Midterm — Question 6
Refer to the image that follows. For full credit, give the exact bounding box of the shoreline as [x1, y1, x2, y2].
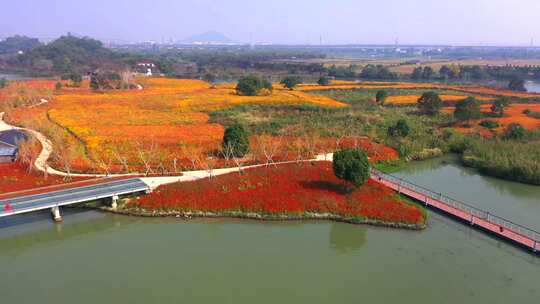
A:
[98, 206, 427, 231]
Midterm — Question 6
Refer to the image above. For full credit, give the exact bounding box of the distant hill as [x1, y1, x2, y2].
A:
[182, 31, 236, 45]
[0, 36, 41, 55]
[13, 35, 126, 75]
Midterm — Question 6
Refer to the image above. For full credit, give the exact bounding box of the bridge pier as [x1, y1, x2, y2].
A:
[51, 206, 62, 222]
[111, 195, 119, 210]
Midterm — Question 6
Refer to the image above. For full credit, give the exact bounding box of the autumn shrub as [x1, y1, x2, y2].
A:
[503, 123, 526, 140]
[454, 97, 482, 123]
[280, 76, 302, 90]
[375, 90, 388, 105]
[479, 120, 500, 129]
[236, 75, 273, 96]
[417, 92, 443, 116]
[388, 119, 410, 137]
[523, 109, 540, 119]
[317, 77, 330, 86]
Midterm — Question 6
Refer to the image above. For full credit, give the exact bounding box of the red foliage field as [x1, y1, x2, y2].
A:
[0, 162, 74, 193]
[133, 162, 424, 226]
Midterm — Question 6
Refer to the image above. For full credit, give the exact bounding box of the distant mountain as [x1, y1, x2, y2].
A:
[182, 31, 236, 45]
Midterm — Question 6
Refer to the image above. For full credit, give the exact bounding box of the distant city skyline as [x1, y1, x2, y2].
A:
[1, 0, 540, 46]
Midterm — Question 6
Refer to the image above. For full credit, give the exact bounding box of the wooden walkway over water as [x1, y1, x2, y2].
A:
[371, 170, 540, 253]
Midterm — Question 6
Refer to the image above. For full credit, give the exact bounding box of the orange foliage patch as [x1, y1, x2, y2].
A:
[386, 94, 492, 105]
[443, 103, 540, 135]
[6, 78, 347, 173]
[0, 79, 56, 109]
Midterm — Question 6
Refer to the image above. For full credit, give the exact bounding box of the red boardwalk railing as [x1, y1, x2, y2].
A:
[371, 170, 539, 254]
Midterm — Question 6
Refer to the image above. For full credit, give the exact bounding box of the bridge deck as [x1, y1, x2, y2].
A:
[371, 170, 539, 253]
[0, 178, 150, 218]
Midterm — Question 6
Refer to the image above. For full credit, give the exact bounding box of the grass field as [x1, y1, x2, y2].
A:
[299, 81, 540, 100]
[387, 59, 540, 74]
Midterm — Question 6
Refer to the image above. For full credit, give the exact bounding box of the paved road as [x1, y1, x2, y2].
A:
[0, 178, 149, 218]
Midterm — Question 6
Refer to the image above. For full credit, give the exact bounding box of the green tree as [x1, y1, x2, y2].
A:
[375, 90, 388, 105]
[388, 119, 410, 137]
[479, 120, 500, 129]
[280, 76, 302, 90]
[411, 67, 423, 80]
[55, 82, 62, 91]
[332, 149, 370, 188]
[491, 97, 511, 117]
[417, 92, 442, 116]
[203, 73, 217, 84]
[508, 78, 526, 92]
[439, 65, 457, 80]
[0, 35, 41, 55]
[69, 73, 82, 87]
[223, 124, 250, 157]
[503, 123, 526, 140]
[236, 75, 272, 96]
[422, 67, 434, 79]
[454, 97, 482, 124]
[90, 74, 99, 90]
[317, 76, 330, 86]
[0, 78, 7, 89]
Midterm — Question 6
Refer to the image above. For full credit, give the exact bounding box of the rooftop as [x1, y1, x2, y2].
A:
[0, 130, 28, 146]
[0, 141, 17, 157]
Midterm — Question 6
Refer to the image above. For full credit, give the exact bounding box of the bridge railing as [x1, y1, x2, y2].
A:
[371, 169, 540, 243]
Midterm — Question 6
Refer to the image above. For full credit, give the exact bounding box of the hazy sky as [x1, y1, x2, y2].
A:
[2, 0, 540, 45]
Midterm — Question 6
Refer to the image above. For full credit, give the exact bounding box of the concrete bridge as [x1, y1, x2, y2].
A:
[0, 178, 151, 221]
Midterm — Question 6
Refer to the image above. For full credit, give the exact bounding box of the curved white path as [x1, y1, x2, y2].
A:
[141, 153, 333, 190]
[0, 111, 90, 177]
[2, 111, 334, 189]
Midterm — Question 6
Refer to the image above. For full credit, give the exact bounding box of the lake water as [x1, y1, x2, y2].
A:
[525, 80, 540, 93]
[0, 156, 539, 303]
[0, 73, 26, 81]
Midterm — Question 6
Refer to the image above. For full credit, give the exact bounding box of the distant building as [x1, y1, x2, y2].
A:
[136, 61, 157, 76]
[0, 130, 28, 163]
